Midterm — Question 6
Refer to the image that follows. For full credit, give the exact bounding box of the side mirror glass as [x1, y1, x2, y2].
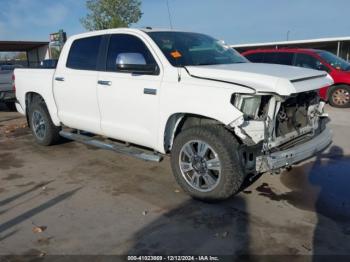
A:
[116, 53, 157, 75]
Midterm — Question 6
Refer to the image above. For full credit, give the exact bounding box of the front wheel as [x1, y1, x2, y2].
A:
[329, 85, 350, 108]
[170, 125, 245, 202]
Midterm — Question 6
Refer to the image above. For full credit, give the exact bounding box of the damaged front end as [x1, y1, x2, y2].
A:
[230, 91, 332, 174]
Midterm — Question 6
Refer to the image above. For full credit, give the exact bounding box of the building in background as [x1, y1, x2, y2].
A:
[0, 30, 67, 68]
[0, 41, 49, 67]
[232, 36, 350, 61]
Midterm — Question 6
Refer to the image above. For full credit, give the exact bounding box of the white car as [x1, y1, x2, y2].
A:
[14, 28, 333, 201]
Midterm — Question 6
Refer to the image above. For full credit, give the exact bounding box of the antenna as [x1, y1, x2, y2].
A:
[286, 30, 290, 41]
[166, 0, 174, 29]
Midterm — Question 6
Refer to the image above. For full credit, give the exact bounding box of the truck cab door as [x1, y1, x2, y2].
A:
[97, 33, 162, 149]
[53, 35, 104, 134]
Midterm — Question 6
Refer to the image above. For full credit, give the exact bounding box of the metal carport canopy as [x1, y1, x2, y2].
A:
[0, 41, 48, 52]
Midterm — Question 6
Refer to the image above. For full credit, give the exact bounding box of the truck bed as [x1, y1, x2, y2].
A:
[14, 68, 56, 117]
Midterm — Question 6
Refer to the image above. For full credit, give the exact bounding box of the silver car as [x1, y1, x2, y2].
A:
[0, 64, 22, 110]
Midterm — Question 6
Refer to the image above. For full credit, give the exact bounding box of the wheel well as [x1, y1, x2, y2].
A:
[25, 92, 45, 127]
[164, 113, 230, 152]
[327, 83, 350, 96]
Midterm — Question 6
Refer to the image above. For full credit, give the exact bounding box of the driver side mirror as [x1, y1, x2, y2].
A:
[116, 53, 158, 75]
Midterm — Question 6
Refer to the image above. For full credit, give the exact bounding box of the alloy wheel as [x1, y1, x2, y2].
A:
[32, 110, 46, 140]
[179, 140, 221, 192]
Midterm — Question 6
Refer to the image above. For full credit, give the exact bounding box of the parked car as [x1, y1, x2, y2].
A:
[242, 48, 350, 107]
[0, 64, 22, 110]
[14, 29, 333, 201]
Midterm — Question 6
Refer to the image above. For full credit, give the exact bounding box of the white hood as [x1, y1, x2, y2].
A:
[185, 63, 334, 96]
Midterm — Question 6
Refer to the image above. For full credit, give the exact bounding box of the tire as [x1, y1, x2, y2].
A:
[5, 102, 16, 111]
[28, 97, 61, 146]
[328, 85, 350, 108]
[170, 125, 245, 202]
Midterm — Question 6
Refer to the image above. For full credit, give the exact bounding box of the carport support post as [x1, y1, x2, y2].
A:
[337, 41, 341, 57]
[26, 51, 29, 67]
[36, 49, 40, 67]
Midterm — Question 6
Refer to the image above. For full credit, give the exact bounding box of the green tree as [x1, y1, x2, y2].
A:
[14, 52, 27, 61]
[81, 0, 142, 31]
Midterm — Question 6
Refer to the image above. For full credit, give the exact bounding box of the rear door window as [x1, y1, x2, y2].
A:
[245, 53, 264, 63]
[248, 52, 294, 66]
[66, 35, 103, 70]
[273, 52, 294, 65]
[263, 52, 277, 63]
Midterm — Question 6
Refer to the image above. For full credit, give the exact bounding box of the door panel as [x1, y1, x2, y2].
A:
[54, 69, 100, 133]
[53, 35, 103, 133]
[97, 33, 162, 148]
[97, 72, 161, 147]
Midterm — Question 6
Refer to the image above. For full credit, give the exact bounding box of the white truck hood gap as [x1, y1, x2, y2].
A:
[185, 63, 334, 95]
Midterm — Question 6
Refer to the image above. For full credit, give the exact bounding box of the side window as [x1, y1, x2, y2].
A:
[106, 34, 157, 72]
[245, 53, 264, 63]
[294, 53, 321, 70]
[273, 52, 294, 65]
[66, 36, 102, 70]
[263, 52, 277, 63]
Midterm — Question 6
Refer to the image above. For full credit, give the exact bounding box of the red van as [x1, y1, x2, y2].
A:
[242, 48, 350, 107]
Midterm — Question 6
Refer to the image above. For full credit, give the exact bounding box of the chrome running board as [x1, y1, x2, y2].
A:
[59, 130, 162, 162]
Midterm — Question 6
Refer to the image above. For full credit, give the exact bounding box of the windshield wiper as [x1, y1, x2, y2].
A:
[196, 63, 215, 66]
[196, 61, 247, 66]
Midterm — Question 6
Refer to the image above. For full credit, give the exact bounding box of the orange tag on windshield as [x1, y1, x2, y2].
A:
[170, 50, 182, 59]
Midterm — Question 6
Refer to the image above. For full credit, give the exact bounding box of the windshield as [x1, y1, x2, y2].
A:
[316, 50, 350, 71]
[147, 31, 248, 67]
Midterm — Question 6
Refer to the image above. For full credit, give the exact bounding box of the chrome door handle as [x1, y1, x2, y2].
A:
[55, 77, 65, 82]
[98, 80, 112, 86]
[144, 88, 157, 95]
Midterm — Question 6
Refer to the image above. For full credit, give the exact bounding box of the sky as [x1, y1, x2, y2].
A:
[0, 0, 349, 45]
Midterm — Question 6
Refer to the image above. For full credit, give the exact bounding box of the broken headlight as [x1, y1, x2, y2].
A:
[233, 94, 271, 120]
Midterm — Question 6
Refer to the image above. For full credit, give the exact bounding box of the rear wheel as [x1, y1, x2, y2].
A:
[329, 85, 350, 108]
[170, 125, 245, 201]
[28, 97, 61, 146]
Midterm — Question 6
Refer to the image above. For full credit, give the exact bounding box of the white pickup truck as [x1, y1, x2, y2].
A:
[15, 28, 333, 201]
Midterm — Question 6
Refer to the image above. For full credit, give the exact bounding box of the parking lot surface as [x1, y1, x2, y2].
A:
[0, 102, 350, 257]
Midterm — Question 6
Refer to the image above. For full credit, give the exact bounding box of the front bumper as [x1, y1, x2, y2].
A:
[0, 90, 15, 102]
[256, 127, 332, 173]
